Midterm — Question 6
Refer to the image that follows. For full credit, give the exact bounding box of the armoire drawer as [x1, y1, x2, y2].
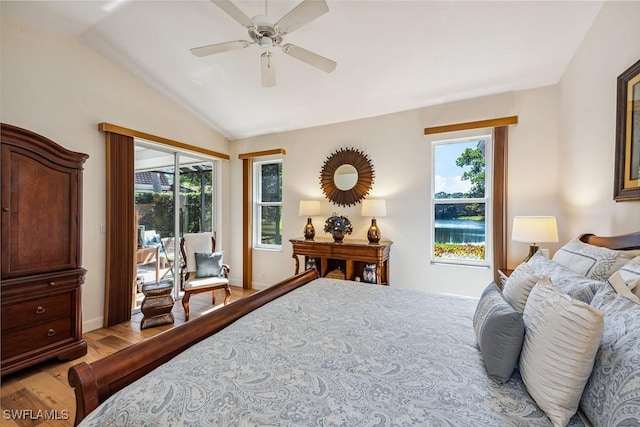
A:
[1, 292, 72, 332]
[1, 317, 72, 360]
[0, 272, 81, 296]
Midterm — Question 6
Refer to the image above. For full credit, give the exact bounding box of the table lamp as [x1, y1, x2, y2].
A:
[299, 200, 321, 240]
[362, 199, 387, 243]
[512, 216, 559, 261]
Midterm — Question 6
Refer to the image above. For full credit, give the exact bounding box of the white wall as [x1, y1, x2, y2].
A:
[2, 0, 638, 328]
[558, 0, 640, 239]
[0, 20, 230, 331]
[229, 85, 561, 296]
[228, 1, 640, 296]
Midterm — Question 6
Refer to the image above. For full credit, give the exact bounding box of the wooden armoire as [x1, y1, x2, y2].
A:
[1, 124, 88, 375]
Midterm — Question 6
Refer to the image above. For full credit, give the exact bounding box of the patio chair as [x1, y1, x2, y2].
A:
[160, 237, 175, 271]
[179, 232, 231, 321]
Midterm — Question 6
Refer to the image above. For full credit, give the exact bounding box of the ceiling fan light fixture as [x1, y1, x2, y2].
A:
[259, 36, 273, 52]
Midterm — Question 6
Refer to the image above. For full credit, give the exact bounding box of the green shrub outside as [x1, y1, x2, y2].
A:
[434, 243, 485, 260]
[135, 192, 212, 238]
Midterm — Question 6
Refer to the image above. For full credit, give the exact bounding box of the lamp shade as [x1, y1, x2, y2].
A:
[512, 216, 559, 243]
[299, 200, 321, 216]
[361, 199, 387, 217]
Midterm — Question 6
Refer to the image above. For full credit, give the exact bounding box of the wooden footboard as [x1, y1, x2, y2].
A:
[68, 268, 320, 426]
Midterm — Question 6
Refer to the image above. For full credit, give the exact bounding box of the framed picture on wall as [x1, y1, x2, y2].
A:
[614, 59, 640, 201]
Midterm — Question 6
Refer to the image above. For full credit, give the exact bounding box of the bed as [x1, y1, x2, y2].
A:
[69, 232, 640, 426]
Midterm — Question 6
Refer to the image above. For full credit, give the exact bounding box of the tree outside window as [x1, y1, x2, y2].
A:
[433, 137, 491, 264]
[256, 160, 283, 248]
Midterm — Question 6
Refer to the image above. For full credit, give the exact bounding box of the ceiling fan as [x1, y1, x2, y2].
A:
[191, 0, 337, 87]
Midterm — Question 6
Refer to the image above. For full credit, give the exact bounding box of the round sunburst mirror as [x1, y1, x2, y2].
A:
[320, 148, 375, 207]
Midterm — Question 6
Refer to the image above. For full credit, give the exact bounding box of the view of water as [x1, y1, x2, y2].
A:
[435, 218, 485, 244]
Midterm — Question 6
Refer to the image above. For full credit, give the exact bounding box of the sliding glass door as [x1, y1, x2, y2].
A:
[134, 141, 217, 311]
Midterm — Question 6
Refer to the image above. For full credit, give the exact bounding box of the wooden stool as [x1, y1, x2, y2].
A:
[140, 281, 174, 329]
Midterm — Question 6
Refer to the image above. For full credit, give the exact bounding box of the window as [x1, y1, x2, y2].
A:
[432, 135, 492, 266]
[254, 160, 283, 249]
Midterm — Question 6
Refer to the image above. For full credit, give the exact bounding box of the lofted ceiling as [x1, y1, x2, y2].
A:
[2, 0, 603, 140]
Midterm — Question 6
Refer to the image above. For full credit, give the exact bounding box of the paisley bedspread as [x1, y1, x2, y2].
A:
[80, 278, 583, 426]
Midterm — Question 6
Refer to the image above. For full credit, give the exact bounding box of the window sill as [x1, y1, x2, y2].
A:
[253, 246, 283, 252]
[430, 259, 490, 269]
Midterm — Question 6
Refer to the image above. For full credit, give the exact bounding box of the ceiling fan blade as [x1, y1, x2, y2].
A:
[282, 44, 336, 73]
[190, 40, 252, 57]
[276, 0, 329, 34]
[211, 0, 254, 27]
[261, 53, 276, 87]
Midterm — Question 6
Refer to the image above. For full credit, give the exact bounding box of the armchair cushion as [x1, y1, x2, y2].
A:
[184, 275, 228, 291]
[195, 251, 224, 278]
[183, 233, 215, 273]
[143, 230, 161, 246]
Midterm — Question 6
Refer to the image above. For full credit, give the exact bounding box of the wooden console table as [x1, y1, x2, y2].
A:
[290, 237, 392, 285]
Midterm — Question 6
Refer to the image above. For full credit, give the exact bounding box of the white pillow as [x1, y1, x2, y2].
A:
[527, 251, 602, 304]
[552, 238, 637, 281]
[519, 278, 604, 427]
[632, 278, 640, 298]
[502, 262, 540, 314]
[616, 255, 640, 289]
[608, 271, 640, 303]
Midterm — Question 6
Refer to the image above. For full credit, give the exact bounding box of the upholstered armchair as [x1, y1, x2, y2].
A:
[179, 232, 231, 321]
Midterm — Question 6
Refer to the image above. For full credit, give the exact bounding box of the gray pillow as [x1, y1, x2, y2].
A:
[195, 251, 224, 278]
[473, 282, 525, 383]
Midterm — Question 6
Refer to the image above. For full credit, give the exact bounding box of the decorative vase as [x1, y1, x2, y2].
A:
[324, 213, 352, 242]
[363, 263, 377, 284]
[332, 230, 345, 242]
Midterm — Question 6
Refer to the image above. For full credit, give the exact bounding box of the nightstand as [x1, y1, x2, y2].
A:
[497, 269, 513, 290]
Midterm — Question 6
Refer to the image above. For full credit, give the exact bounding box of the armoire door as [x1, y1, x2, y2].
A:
[1, 134, 83, 279]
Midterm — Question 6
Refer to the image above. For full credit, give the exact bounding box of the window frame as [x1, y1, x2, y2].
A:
[253, 159, 283, 250]
[431, 133, 493, 268]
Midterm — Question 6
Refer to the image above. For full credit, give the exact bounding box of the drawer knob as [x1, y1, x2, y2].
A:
[47, 329, 56, 337]
[49, 281, 55, 286]
[35, 306, 46, 314]
[2, 207, 8, 212]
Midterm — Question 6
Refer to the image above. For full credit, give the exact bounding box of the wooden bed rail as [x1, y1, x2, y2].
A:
[68, 268, 320, 426]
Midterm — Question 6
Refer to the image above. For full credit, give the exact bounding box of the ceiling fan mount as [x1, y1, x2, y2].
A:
[248, 15, 282, 51]
[191, 0, 336, 87]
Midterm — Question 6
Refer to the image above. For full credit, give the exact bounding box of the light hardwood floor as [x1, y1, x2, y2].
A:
[0, 286, 256, 427]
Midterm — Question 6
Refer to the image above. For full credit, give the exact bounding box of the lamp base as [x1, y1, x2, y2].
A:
[367, 218, 381, 244]
[303, 217, 315, 240]
[522, 243, 539, 262]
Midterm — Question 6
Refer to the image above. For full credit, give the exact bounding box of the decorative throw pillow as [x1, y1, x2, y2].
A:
[607, 271, 640, 303]
[552, 238, 637, 281]
[473, 282, 525, 383]
[527, 251, 602, 303]
[195, 252, 224, 278]
[616, 255, 640, 290]
[502, 262, 540, 314]
[580, 285, 640, 426]
[519, 278, 604, 427]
